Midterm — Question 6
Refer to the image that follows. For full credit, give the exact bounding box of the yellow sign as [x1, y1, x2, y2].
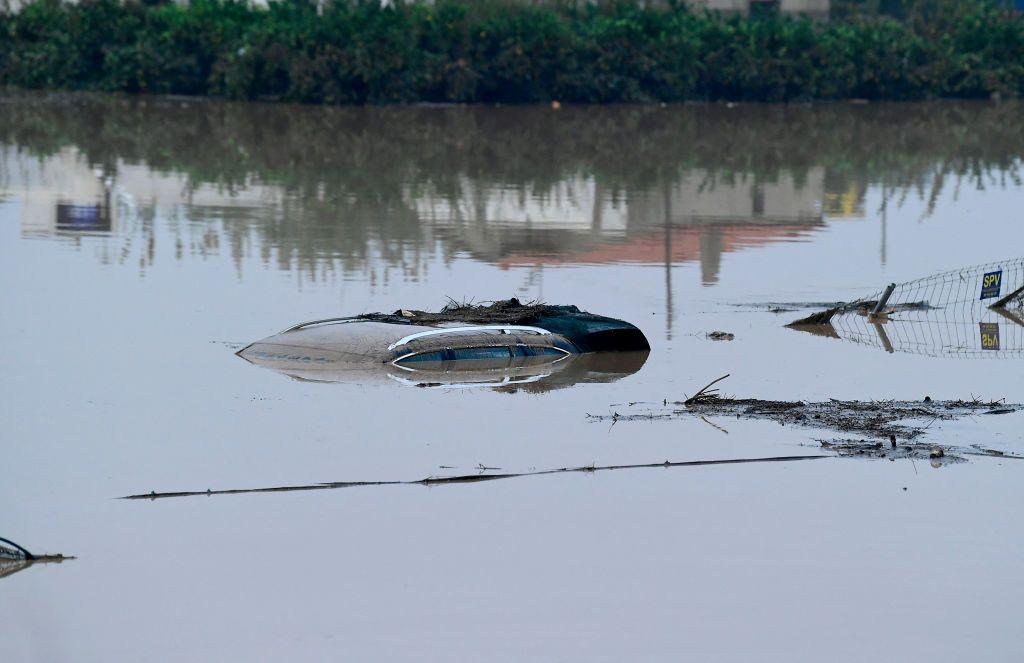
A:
[981, 271, 1002, 300]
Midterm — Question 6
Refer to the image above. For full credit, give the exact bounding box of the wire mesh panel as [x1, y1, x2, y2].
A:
[0, 541, 30, 579]
[832, 308, 1024, 359]
[815, 257, 1024, 359]
[0, 558, 32, 580]
[0, 546, 23, 560]
[865, 258, 1024, 314]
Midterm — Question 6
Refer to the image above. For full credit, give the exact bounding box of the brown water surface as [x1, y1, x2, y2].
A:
[1, 94, 1023, 661]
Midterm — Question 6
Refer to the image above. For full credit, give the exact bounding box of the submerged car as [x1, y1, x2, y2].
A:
[237, 300, 650, 389]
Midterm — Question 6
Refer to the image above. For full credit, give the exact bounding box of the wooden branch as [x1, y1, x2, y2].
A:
[685, 373, 730, 405]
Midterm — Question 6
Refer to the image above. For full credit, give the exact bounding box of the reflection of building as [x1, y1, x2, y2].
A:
[451, 168, 830, 286]
[5, 147, 285, 240]
[823, 181, 865, 218]
[499, 224, 817, 280]
[4, 147, 115, 236]
[637, 169, 823, 225]
[5, 146, 847, 289]
[410, 176, 628, 236]
[625, 169, 825, 284]
[409, 176, 629, 264]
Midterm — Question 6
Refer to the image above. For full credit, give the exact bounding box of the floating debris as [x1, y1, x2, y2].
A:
[588, 376, 1019, 441]
[817, 439, 966, 465]
[706, 331, 735, 341]
[813, 439, 1023, 467]
[787, 301, 932, 327]
[735, 302, 849, 314]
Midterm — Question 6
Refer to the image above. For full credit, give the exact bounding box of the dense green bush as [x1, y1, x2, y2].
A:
[1, 0, 1022, 103]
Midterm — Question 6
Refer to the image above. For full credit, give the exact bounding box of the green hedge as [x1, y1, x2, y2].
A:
[1, 0, 1022, 103]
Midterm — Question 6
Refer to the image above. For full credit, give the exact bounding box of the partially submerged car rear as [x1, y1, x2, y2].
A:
[236, 299, 650, 385]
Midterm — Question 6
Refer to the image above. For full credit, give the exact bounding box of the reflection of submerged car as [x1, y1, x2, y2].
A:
[244, 343, 650, 391]
[237, 300, 650, 389]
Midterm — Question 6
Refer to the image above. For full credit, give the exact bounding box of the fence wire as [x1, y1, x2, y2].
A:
[0, 544, 24, 561]
[865, 257, 1024, 313]
[829, 257, 1024, 359]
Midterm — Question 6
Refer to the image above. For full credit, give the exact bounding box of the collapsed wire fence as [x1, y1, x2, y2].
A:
[861, 258, 1024, 315]
[832, 312, 1024, 358]
[795, 257, 1024, 358]
[0, 537, 35, 579]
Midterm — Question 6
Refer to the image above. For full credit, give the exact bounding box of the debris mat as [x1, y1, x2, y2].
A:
[590, 375, 1019, 441]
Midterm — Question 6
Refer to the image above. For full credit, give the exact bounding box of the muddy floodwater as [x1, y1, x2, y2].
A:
[2, 94, 1023, 661]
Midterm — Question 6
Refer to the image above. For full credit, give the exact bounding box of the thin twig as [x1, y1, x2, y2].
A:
[685, 373, 731, 405]
[699, 416, 730, 435]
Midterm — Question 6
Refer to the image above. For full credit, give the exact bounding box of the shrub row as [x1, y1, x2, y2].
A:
[1, 0, 1022, 103]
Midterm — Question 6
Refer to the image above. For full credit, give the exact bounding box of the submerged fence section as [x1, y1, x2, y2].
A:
[823, 257, 1024, 358]
[831, 307, 1024, 359]
[865, 257, 1024, 315]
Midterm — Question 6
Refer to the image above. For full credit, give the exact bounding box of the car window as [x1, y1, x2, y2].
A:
[396, 346, 516, 366]
[510, 345, 566, 358]
[395, 351, 445, 365]
[449, 347, 512, 360]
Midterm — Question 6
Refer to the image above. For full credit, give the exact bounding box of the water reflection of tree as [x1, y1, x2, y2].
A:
[0, 93, 1020, 276]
